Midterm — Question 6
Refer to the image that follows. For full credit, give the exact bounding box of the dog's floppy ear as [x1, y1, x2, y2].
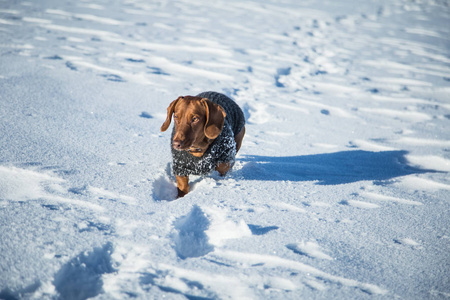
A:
[201, 98, 226, 139]
[160, 96, 183, 132]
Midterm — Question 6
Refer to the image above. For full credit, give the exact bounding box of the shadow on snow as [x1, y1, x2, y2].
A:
[237, 150, 435, 185]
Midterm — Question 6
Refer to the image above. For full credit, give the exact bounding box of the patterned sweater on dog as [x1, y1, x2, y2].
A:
[171, 91, 245, 177]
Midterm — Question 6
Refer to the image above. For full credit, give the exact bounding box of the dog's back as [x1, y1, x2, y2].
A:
[196, 92, 245, 137]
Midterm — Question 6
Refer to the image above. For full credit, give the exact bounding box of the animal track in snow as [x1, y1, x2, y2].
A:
[275, 67, 291, 88]
[173, 205, 213, 259]
[339, 199, 379, 209]
[393, 238, 421, 248]
[243, 102, 271, 124]
[139, 111, 153, 119]
[76, 220, 114, 235]
[53, 243, 116, 300]
[286, 241, 333, 260]
[248, 224, 279, 235]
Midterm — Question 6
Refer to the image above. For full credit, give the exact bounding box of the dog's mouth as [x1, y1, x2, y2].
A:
[187, 147, 203, 153]
[172, 140, 205, 155]
[172, 139, 193, 151]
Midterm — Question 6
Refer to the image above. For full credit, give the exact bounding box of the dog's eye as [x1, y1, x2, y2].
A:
[192, 116, 199, 123]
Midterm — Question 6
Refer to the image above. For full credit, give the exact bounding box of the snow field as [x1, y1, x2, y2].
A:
[1, 0, 449, 299]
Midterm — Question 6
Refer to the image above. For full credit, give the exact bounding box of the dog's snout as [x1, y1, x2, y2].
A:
[172, 139, 184, 149]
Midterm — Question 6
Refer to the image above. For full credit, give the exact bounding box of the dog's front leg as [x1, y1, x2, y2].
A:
[176, 175, 189, 198]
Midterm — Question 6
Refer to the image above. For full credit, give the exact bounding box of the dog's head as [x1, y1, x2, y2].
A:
[161, 96, 226, 151]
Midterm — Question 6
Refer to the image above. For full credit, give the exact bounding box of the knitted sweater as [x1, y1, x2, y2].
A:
[171, 92, 245, 176]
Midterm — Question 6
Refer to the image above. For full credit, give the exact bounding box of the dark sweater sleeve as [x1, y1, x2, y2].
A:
[214, 124, 237, 165]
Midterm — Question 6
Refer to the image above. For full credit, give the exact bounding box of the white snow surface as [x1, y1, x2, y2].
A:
[1, 0, 449, 299]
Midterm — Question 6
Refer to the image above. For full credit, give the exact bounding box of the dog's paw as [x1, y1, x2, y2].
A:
[177, 188, 187, 198]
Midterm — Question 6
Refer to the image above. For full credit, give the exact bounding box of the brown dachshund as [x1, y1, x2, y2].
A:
[161, 92, 245, 198]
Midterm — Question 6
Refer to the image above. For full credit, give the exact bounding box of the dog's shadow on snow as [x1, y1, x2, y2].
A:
[236, 150, 435, 185]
